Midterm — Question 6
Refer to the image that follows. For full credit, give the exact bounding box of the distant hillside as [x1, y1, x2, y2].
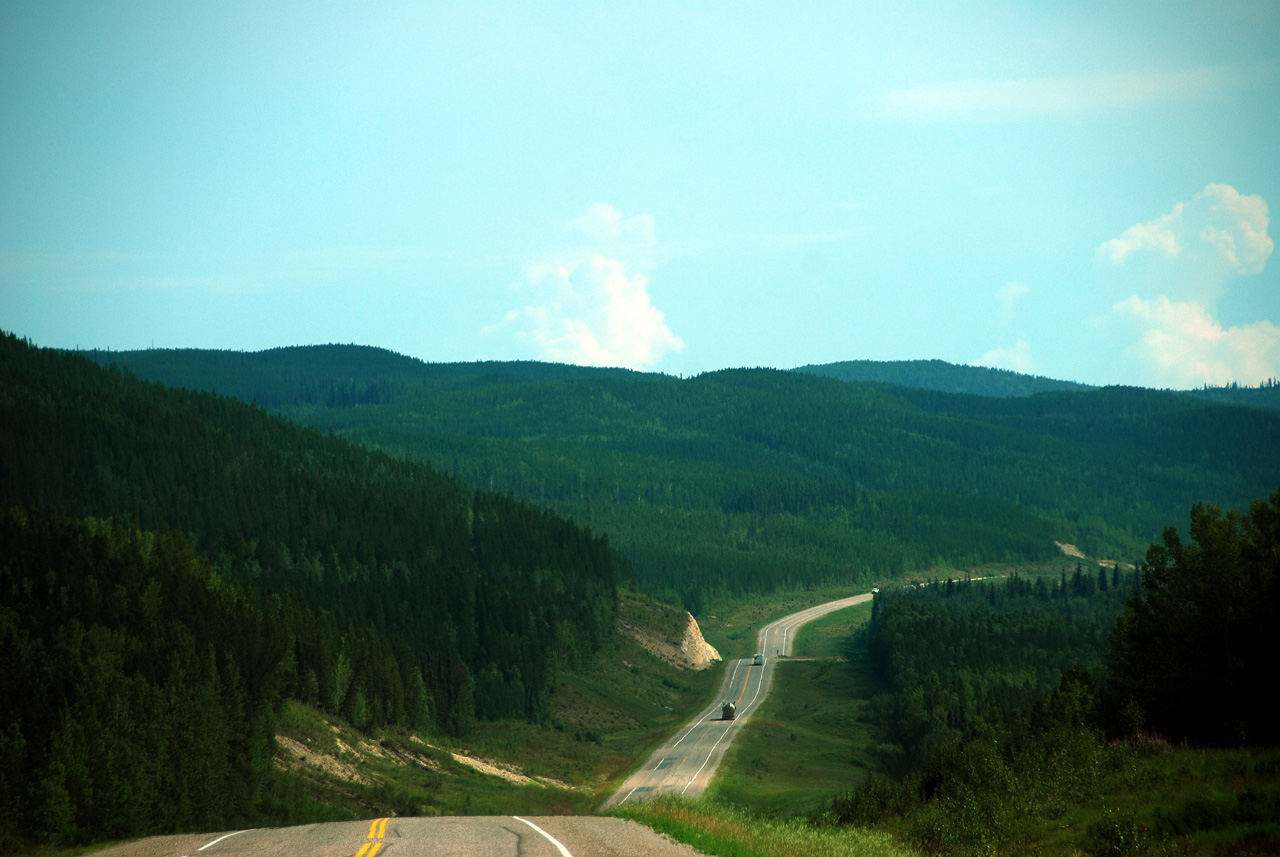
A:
[795, 358, 1280, 410]
[75, 344, 1280, 613]
[793, 359, 1095, 398]
[1183, 381, 1280, 410]
[78, 344, 646, 409]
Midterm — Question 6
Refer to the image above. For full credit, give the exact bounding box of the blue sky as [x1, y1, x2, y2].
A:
[3, 2, 1277, 387]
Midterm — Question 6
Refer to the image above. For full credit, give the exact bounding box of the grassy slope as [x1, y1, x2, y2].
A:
[1018, 745, 1280, 857]
[261, 587, 724, 819]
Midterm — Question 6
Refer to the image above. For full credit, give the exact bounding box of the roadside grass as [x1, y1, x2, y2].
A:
[614, 797, 920, 857]
[854, 742, 1280, 857]
[792, 600, 872, 658]
[705, 601, 894, 817]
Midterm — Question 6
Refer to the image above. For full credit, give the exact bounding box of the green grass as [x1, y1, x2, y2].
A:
[793, 600, 872, 659]
[1012, 744, 1280, 857]
[614, 797, 920, 857]
[705, 601, 894, 816]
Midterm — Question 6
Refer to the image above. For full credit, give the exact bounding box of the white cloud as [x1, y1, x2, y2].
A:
[879, 65, 1251, 122]
[1098, 184, 1273, 291]
[998, 281, 1029, 323]
[974, 340, 1034, 374]
[1114, 296, 1280, 387]
[492, 205, 683, 370]
[1099, 184, 1277, 386]
[568, 203, 657, 249]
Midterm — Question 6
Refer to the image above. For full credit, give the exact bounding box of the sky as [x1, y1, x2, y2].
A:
[2, 2, 1278, 388]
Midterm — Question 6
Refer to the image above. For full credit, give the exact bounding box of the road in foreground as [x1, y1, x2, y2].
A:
[602, 591, 873, 808]
[91, 815, 702, 857]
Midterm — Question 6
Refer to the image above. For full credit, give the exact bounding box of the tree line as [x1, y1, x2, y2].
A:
[834, 489, 1280, 854]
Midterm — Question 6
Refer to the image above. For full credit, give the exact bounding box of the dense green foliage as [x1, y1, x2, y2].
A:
[794, 358, 1095, 397]
[836, 491, 1280, 855]
[0, 509, 282, 847]
[1106, 489, 1280, 747]
[868, 570, 1138, 765]
[78, 345, 1280, 611]
[834, 673, 1119, 854]
[1, 333, 620, 737]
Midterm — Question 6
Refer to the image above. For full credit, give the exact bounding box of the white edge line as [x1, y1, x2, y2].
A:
[616, 657, 745, 806]
[197, 830, 251, 851]
[620, 591, 875, 805]
[514, 816, 574, 857]
[680, 720, 734, 796]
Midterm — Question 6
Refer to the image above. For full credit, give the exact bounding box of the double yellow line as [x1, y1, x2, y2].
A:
[732, 661, 757, 706]
[355, 817, 389, 857]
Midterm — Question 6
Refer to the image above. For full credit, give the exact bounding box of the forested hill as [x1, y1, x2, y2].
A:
[0, 332, 622, 733]
[794, 359, 1095, 398]
[77, 344, 646, 409]
[795, 357, 1280, 409]
[75, 343, 1280, 612]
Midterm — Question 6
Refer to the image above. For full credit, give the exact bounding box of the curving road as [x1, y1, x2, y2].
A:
[93, 592, 872, 856]
[602, 590, 872, 809]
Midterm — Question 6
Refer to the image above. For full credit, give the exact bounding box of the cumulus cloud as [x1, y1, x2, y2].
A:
[975, 340, 1034, 374]
[1098, 184, 1272, 298]
[1114, 296, 1280, 387]
[568, 203, 657, 248]
[491, 205, 683, 370]
[998, 281, 1029, 323]
[1100, 184, 1276, 386]
[880, 65, 1250, 122]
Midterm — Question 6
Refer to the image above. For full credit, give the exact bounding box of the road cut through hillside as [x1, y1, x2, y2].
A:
[601, 590, 873, 809]
[96, 592, 872, 857]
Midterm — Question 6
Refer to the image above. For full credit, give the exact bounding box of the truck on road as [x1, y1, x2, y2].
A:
[721, 701, 736, 720]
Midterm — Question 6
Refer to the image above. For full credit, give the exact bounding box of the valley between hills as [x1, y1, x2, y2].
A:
[3, 334, 1278, 856]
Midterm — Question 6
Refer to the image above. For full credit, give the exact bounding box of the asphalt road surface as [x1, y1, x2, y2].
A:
[602, 590, 872, 809]
[91, 816, 704, 857]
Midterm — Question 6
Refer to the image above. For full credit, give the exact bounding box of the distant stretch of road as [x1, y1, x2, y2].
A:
[602, 590, 873, 809]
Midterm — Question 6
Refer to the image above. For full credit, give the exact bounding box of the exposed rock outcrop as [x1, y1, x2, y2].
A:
[679, 612, 721, 669]
[620, 610, 721, 671]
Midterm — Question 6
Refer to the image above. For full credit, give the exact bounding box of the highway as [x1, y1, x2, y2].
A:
[95, 591, 872, 856]
[90, 815, 703, 857]
[601, 590, 872, 808]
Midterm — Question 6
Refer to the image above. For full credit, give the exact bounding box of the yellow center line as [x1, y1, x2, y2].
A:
[733, 663, 755, 705]
[354, 818, 389, 857]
